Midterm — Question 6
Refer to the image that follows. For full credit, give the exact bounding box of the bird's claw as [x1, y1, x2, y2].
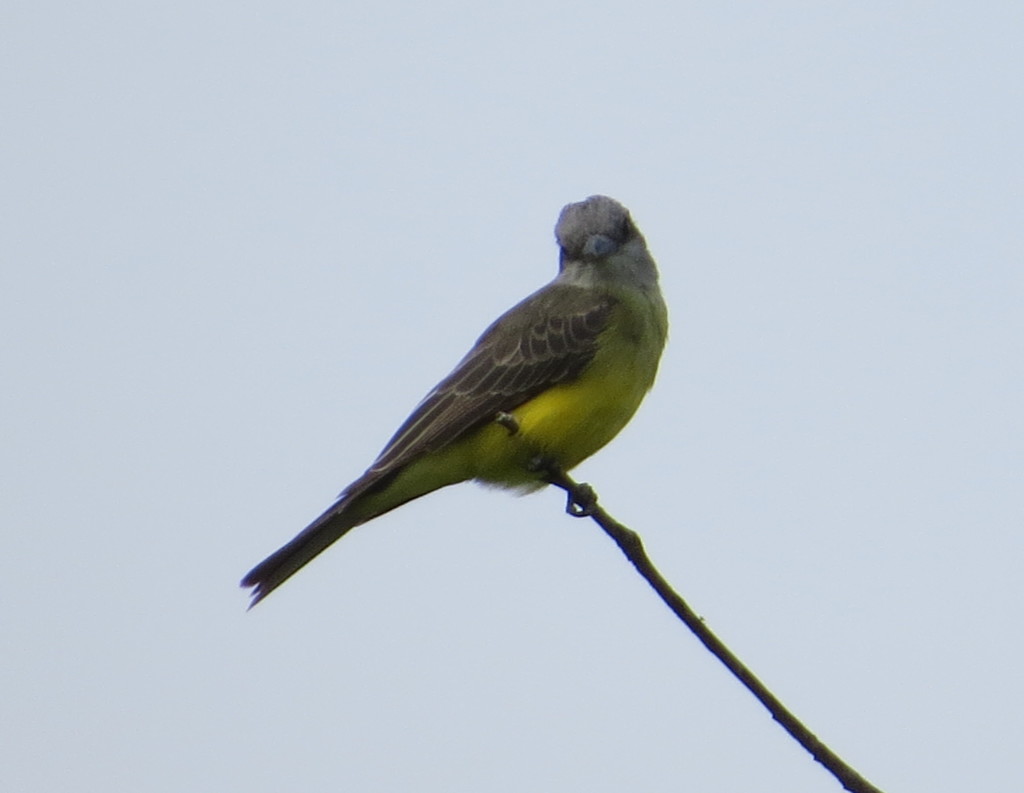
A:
[526, 455, 597, 518]
[565, 482, 597, 517]
[495, 411, 520, 435]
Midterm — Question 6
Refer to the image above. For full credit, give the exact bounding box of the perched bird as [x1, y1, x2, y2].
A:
[242, 195, 668, 606]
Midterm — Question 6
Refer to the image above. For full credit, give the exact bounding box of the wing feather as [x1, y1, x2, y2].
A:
[342, 284, 615, 500]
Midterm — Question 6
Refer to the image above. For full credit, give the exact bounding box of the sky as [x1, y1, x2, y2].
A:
[3, 2, 1022, 791]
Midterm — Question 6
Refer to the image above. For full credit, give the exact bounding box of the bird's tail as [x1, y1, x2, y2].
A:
[242, 451, 468, 607]
[241, 501, 361, 608]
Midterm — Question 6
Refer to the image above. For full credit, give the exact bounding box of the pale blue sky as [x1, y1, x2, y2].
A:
[3, 2, 1022, 791]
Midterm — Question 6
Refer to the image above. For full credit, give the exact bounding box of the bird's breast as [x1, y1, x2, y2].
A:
[469, 300, 664, 488]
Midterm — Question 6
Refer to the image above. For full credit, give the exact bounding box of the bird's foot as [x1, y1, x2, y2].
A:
[562, 481, 597, 517]
[528, 456, 598, 518]
[494, 411, 520, 435]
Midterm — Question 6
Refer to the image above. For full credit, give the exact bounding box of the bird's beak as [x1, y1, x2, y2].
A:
[582, 234, 619, 259]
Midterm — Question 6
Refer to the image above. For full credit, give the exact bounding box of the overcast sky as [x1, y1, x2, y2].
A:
[3, 2, 1022, 791]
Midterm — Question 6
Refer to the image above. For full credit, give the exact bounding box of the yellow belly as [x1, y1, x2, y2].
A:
[467, 308, 663, 488]
[348, 292, 667, 518]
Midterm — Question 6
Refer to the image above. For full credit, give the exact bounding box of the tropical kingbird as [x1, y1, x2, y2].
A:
[242, 195, 668, 606]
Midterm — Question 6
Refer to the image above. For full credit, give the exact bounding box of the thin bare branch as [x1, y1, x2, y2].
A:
[541, 465, 886, 793]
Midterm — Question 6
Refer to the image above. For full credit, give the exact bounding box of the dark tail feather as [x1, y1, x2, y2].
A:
[241, 502, 359, 608]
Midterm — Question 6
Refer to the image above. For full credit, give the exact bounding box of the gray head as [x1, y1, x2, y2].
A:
[555, 195, 640, 266]
[553, 196, 658, 290]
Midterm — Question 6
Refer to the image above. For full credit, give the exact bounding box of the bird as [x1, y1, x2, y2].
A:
[242, 195, 668, 606]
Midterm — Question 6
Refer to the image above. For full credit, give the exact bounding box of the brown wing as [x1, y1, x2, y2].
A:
[342, 282, 615, 500]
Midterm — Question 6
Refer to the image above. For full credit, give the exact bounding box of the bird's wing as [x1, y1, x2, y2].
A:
[240, 284, 614, 608]
[345, 283, 615, 499]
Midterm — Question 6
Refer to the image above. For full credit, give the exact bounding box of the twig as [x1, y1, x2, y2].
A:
[541, 465, 886, 793]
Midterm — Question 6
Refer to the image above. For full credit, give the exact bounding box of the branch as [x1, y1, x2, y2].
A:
[541, 465, 886, 793]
